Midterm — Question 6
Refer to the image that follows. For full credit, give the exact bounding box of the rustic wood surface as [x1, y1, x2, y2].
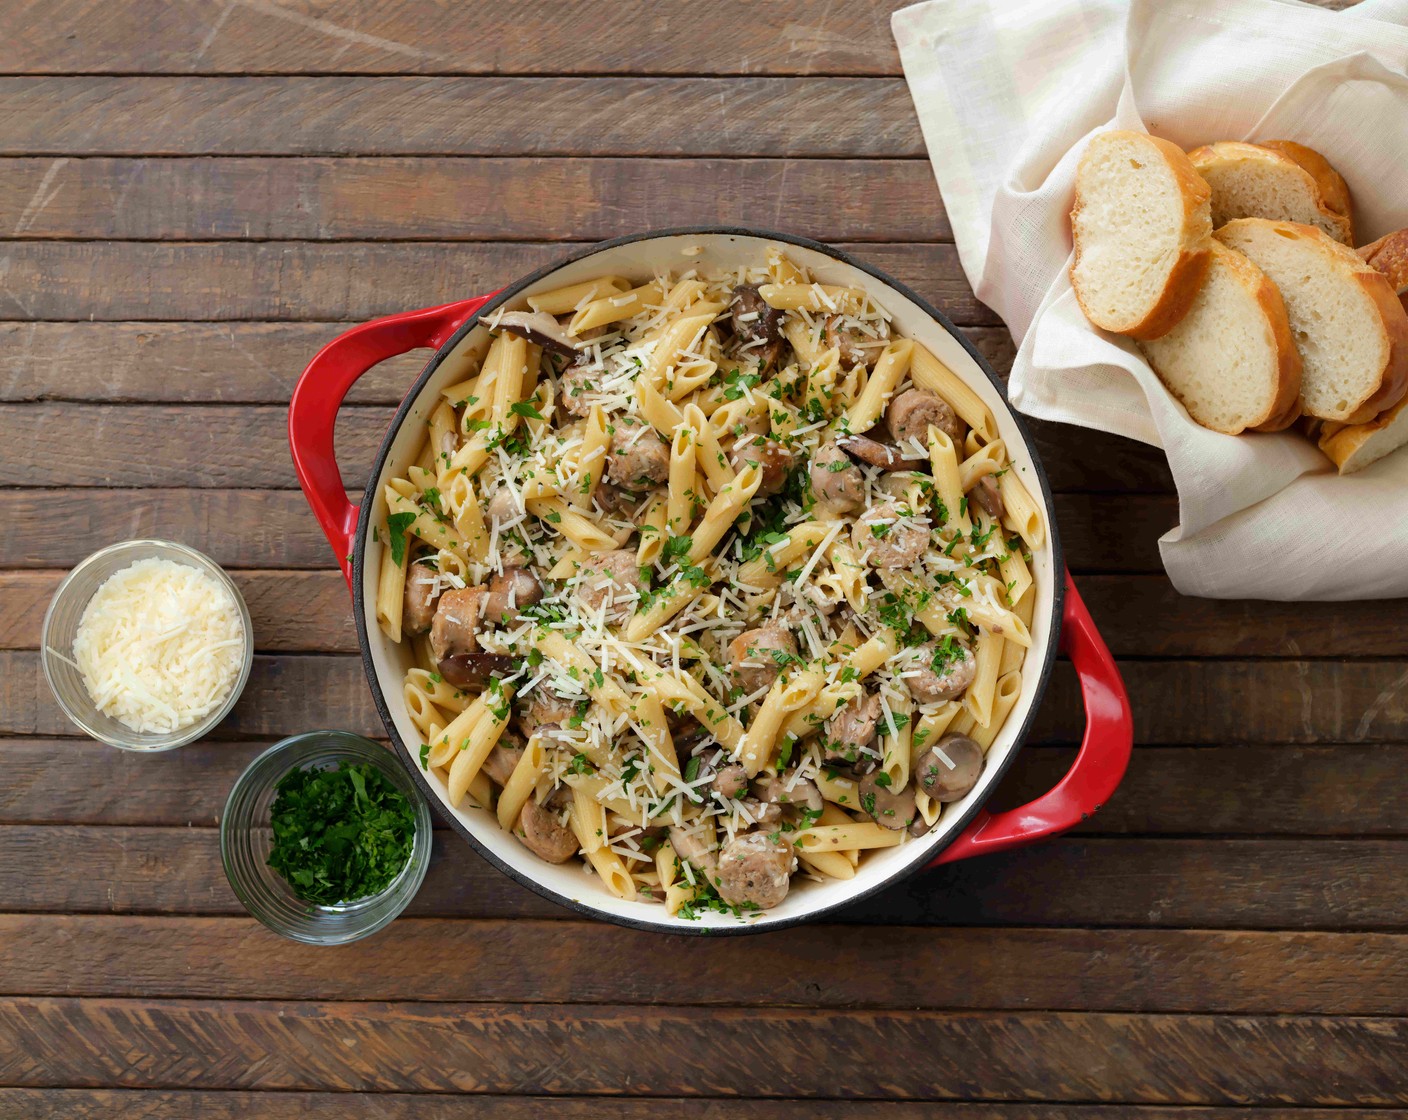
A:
[1, 0, 1398, 1114]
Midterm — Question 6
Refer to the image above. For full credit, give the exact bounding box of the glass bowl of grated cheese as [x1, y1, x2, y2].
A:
[41, 539, 254, 751]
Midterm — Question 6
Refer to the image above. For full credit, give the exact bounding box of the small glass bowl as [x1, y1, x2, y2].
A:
[41, 539, 255, 751]
[221, 731, 433, 945]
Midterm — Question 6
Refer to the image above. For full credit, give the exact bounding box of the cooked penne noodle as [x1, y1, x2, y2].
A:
[971, 671, 1022, 750]
[758, 283, 868, 314]
[909, 341, 999, 443]
[844, 338, 912, 434]
[570, 280, 665, 333]
[528, 276, 630, 315]
[999, 472, 1045, 550]
[965, 630, 1004, 728]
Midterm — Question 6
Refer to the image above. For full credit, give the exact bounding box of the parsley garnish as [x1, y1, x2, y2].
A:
[510, 400, 545, 420]
[386, 511, 416, 566]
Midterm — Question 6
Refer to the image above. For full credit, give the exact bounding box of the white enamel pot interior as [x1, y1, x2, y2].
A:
[352, 228, 1063, 933]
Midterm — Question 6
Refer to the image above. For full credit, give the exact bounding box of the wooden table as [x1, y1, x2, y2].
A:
[3, 1, 1403, 1114]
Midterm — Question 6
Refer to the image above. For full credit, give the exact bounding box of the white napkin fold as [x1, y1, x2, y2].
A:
[893, 0, 1408, 599]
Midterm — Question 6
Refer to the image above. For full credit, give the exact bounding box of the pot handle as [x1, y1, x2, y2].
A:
[288, 296, 496, 586]
[928, 569, 1132, 867]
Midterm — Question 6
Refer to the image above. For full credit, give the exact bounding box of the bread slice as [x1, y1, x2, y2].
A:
[1319, 396, 1408, 473]
[1070, 130, 1212, 340]
[1319, 228, 1408, 472]
[1188, 141, 1355, 245]
[1216, 218, 1408, 424]
[1359, 229, 1408, 315]
[1138, 241, 1302, 434]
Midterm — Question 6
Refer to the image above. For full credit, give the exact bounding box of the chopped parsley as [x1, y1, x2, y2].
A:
[266, 762, 416, 906]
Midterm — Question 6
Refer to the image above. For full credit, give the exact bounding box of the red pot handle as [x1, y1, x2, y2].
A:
[929, 569, 1131, 866]
[288, 296, 496, 585]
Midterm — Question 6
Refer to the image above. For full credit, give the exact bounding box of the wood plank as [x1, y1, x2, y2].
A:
[0, 320, 1017, 404]
[0, 241, 998, 323]
[8, 570, 1406, 659]
[9, 651, 1408, 745]
[0, 0, 909, 76]
[2, 825, 1406, 929]
[0, 0, 1357, 77]
[1077, 574, 1408, 656]
[7, 736, 1402, 838]
[0, 1096, 1396, 1120]
[0, 322, 426, 404]
[1002, 745, 1408, 837]
[3, 916, 1406, 1016]
[0, 490, 350, 570]
[0, 156, 949, 241]
[0, 77, 925, 157]
[0, 403, 1170, 493]
[0, 571, 355, 652]
[0, 997, 1403, 1102]
[0, 490, 1167, 572]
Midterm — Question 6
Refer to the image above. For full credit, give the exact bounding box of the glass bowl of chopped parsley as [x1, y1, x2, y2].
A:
[220, 731, 432, 944]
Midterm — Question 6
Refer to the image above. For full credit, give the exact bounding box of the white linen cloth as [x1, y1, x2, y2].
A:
[892, 0, 1408, 599]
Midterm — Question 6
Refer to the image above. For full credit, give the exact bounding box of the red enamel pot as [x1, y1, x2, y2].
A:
[289, 228, 1132, 933]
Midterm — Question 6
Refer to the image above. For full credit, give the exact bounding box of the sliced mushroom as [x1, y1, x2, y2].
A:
[858, 771, 917, 830]
[972, 475, 1004, 519]
[823, 314, 880, 369]
[438, 652, 514, 690]
[750, 771, 824, 816]
[729, 285, 786, 372]
[403, 560, 441, 636]
[485, 483, 525, 526]
[574, 549, 646, 620]
[711, 762, 749, 800]
[914, 734, 985, 803]
[490, 310, 578, 357]
[727, 623, 797, 696]
[606, 418, 670, 490]
[428, 586, 486, 661]
[517, 796, 579, 863]
[483, 566, 544, 624]
[852, 501, 929, 569]
[668, 823, 719, 878]
[839, 432, 905, 471]
[903, 640, 977, 704]
[823, 691, 882, 769]
[742, 798, 784, 828]
[716, 832, 792, 910]
[728, 437, 793, 498]
[481, 728, 526, 786]
[885, 387, 965, 449]
[517, 687, 579, 740]
[809, 441, 865, 512]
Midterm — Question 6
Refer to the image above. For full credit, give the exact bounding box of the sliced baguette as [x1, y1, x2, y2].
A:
[1359, 229, 1408, 315]
[1138, 241, 1302, 435]
[1070, 130, 1212, 340]
[1188, 141, 1355, 245]
[1320, 228, 1408, 472]
[1216, 218, 1408, 424]
[1319, 396, 1408, 473]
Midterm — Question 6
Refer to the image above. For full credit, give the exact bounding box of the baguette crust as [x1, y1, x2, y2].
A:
[1188, 141, 1354, 245]
[1231, 248, 1303, 433]
[1260, 140, 1355, 243]
[1070, 131, 1212, 340]
[1359, 229, 1408, 314]
[1344, 263, 1408, 424]
[1249, 261, 1305, 433]
[1320, 395, 1408, 473]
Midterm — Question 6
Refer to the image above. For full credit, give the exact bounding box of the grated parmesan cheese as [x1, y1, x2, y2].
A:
[71, 558, 245, 735]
